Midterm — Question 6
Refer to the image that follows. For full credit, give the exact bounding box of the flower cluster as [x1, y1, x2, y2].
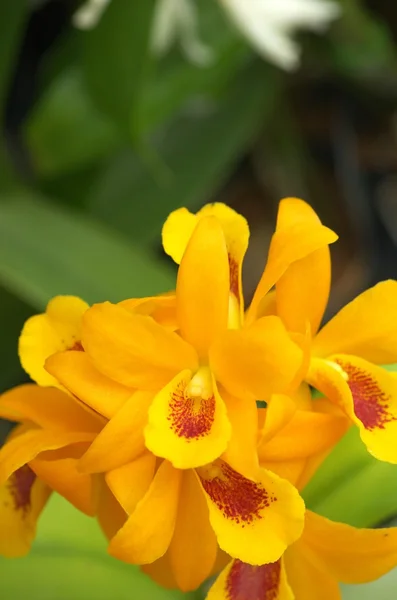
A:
[2, 198, 397, 598]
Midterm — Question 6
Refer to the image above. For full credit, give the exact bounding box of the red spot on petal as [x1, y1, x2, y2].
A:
[199, 461, 276, 525]
[226, 560, 281, 600]
[7, 465, 36, 514]
[228, 254, 239, 300]
[69, 341, 84, 351]
[168, 380, 216, 440]
[336, 359, 397, 431]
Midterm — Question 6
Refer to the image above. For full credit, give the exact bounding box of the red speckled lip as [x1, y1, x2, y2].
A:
[226, 560, 281, 600]
[168, 380, 216, 440]
[336, 359, 397, 431]
[199, 461, 277, 525]
[7, 465, 36, 514]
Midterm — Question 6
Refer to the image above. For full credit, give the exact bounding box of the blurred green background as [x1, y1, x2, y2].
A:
[2, 0, 397, 597]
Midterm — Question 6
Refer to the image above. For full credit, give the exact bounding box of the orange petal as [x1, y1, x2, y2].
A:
[169, 470, 218, 591]
[301, 510, 397, 584]
[176, 216, 229, 359]
[30, 456, 95, 516]
[0, 384, 102, 433]
[197, 460, 305, 565]
[259, 395, 297, 446]
[45, 351, 131, 419]
[275, 199, 332, 336]
[284, 541, 340, 600]
[108, 461, 182, 564]
[105, 453, 156, 515]
[210, 317, 303, 401]
[308, 355, 397, 463]
[19, 295, 88, 386]
[313, 280, 397, 363]
[206, 558, 293, 600]
[82, 302, 198, 390]
[145, 369, 231, 470]
[247, 198, 338, 324]
[0, 466, 51, 557]
[96, 477, 127, 541]
[119, 295, 177, 330]
[79, 391, 153, 473]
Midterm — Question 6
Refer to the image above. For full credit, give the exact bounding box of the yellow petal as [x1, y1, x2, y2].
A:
[105, 453, 156, 514]
[247, 198, 338, 324]
[210, 317, 303, 401]
[308, 356, 397, 463]
[19, 295, 88, 386]
[0, 466, 51, 557]
[0, 384, 102, 433]
[260, 459, 308, 488]
[145, 369, 231, 469]
[176, 216, 229, 358]
[169, 470, 218, 592]
[197, 460, 305, 564]
[96, 477, 127, 541]
[82, 302, 198, 390]
[120, 295, 177, 330]
[45, 351, 131, 419]
[206, 558, 293, 600]
[259, 394, 297, 446]
[284, 542, 340, 600]
[313, 280, 397, 363]
[162, 207, 198, 263]
[108, 460, 182, 564]
[275, 198, 332, 336]
[79, 391, 153, 473]
[302, 511, 397, 584]
[222, 388, 259, 480]
[30, 456, 95, 516]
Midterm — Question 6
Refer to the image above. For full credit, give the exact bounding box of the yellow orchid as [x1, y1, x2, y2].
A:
[45, 214, 304, 474]
[206, 511, 397, 600]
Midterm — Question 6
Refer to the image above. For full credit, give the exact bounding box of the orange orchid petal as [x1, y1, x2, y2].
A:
[275, 198, 332, 336]
[19, 295, 88, 387]
[30, 456, 95, 516]
[302, 511, 397, 584]
[284, 541, 340, 600]
[45, 351, 131, 419]
[206, 559, 293, 600]
[176, 216, 229, 358]
[108, 461, 182, 564]
[79, 391, 153, 473]
[0, 466, 51, 557]
[169, 470, 218, 592]
[197, 460, 304, 565]
[119, 295, 177, 330]
[105, 453, 156, 515]
[96, 477, 127, 541]
[210, 317, 303, 401]
[145, 369, 231, 469]
[247, 198, 338, 324]
[259, 395, 297, 446]
[82, 302, 198, 390]
[0, 384, 102, 433]
[260, 459, 308, 487]
[313, 280, 397, 363]
[308, 355, 397, 463]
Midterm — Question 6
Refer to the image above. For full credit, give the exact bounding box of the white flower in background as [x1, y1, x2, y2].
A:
[73, 0, 341, 70]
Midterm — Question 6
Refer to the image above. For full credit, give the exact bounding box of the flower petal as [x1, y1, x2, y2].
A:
[82, 302, 198, 390]
[313, 280, 397, 363]
[176, 216, 229, 358]
[302, 510, 397, 583]
[105, 453, 156, 514]
[307, 355, 397, 463]
[0, 466, 51, 557]
[259, 394, 297, 446]
[162, 207, 198, 264]
[284, 542, 340, 600]
[197, 460, 305, 564]
[169, 470, 218, 591]
[79, 391, 153, 473]
[145, 369, 231, 469]
[247, 198, 338, 324]
[275, 198, 332, 336]
[210, 317, 303, 401]
[108, 460, 182, 564]
[206, 558, 293, 600]
[19, 295, 88, 386]
[45, 351, 131, 419]
[96, 478, 127, 541]
[120, 294, 177, 330]
[30, 456, 95, 516]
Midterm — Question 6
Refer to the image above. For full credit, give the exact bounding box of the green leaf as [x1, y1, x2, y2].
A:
[89, 62, 280, 245]
[0, 494, 194, 600]
[0, 0, 27, 119]
[83, 0, 156, 127]
[0, 193, 174, 309]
